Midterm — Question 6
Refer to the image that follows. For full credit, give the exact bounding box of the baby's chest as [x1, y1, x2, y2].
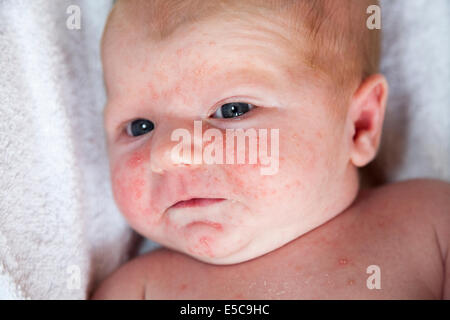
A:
[145, 185, 443, 299]
[145, 250, 434, 299]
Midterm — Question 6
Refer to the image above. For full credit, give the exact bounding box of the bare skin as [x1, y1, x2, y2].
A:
[92, 178, 450, 299]
[93, 1, 450, 299]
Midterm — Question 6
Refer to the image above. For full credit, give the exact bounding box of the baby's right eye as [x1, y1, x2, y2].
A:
[126, 119, 155, 137]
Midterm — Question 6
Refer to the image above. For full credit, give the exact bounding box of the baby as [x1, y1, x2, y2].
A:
[92, 0, 450, 299]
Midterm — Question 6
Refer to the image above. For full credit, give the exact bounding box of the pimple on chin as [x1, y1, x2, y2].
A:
[187, 235, 215, 258]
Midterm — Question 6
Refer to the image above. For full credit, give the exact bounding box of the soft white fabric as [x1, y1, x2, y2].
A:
[0, 0, 142, 299]
[0, 0, 449, 300]
[363, 0, 450, 185]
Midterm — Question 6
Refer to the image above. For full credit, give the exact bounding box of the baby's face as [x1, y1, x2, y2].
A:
[102, 12, 359, 264]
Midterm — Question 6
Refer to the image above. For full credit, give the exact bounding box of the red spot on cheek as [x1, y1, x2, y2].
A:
[339, 258, 348, 265]
[112, 144, 153, 219]
[127, 152, 143, 169]
[112, 171, 155, 223]
[131, 176, 146, 200]
[126, 146, 151, 169]
[112, 173, 135, 216]
[226, 163, 280, 200]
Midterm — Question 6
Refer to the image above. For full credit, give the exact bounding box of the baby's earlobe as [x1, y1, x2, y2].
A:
[351, 134, 374, 167]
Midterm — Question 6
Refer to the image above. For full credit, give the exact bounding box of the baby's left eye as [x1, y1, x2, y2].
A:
[211, 102, 254, 119]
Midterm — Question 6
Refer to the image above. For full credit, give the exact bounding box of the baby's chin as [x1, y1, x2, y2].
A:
[163, 224, 298, 266]
[156, 223, 257, 265]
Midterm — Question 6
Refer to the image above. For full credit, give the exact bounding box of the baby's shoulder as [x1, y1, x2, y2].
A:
[90, 248, 170, 300]
[357, 178, 450, 259]
[360, 178, 450, 224]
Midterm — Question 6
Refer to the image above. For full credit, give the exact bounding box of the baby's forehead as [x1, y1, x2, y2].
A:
[108, 0, 307, 45]
[103, 2, 311, 74]
[103, 1, 317, 81]
[104, 0, 379, 100]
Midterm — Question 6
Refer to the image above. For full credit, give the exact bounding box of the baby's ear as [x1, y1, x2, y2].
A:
[348, 74, 389, 167]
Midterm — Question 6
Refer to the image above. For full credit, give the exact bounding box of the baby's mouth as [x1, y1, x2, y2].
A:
[170, 198, 226, 209]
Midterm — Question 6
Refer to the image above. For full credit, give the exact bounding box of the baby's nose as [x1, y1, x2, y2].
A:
[149, 119, 204, 174]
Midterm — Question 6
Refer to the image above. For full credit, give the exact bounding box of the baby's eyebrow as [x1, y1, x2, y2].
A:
[198, 66, 281, 92]
[104, 64, 286, 119]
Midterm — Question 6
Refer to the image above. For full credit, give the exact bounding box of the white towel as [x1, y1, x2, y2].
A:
[362, 0, 450, 186]
[0, 0, 449, 300]
[0, 0, 145, 299]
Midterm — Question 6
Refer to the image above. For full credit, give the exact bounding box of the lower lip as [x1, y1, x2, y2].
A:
[171, 198, 226, 209]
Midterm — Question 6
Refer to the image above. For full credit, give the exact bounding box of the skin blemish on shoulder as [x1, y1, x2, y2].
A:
[347, 279, 355, 286]
[233, 293, 244, 299]
[179, 283, 188, 291]
[338, 258, 348, 265]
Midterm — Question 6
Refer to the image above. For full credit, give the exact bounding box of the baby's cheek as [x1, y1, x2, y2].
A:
[226, 164, 278, 200]
[223, 131, 307, 201]
[111, 148, 158, 226]
[111, 166, 146, 221]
